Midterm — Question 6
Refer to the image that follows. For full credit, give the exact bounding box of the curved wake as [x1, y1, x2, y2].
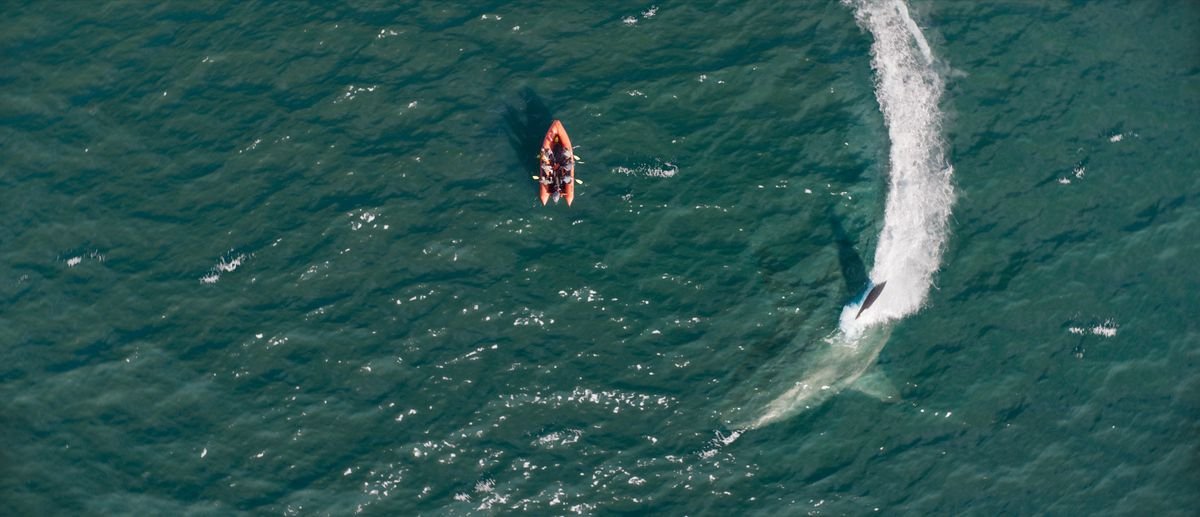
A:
[841, 0, 955, 331]
[736, 0, 954, 430]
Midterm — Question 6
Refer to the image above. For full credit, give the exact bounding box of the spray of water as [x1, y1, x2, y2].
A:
[733, 0, 954, 430]
[841, 0, 955, 331]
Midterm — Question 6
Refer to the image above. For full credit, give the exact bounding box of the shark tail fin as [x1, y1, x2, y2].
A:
[850, 370, 900, 402]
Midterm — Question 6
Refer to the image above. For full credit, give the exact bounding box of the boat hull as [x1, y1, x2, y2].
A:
[538, 120, 575, 206]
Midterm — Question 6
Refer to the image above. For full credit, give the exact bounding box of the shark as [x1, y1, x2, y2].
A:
[730, 0, 956, 431]
[742, 312, 898, 429]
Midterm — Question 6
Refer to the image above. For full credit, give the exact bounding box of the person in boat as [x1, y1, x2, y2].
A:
[539, 149, 553, 185]
[548, 135, 569, 165]
[549, 151, 565, 203]
[559, 157, 573, 183]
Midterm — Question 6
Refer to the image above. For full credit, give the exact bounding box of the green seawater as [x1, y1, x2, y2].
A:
[2, 1, 1198, 515]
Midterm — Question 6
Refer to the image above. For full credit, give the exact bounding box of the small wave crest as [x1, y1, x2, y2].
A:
[611, 161, 678, 178]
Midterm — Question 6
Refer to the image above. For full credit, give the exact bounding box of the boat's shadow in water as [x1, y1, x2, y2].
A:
[503, 88, 555, 176]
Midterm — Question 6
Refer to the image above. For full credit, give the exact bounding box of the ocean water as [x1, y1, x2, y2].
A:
[2, 0, 1198, 515]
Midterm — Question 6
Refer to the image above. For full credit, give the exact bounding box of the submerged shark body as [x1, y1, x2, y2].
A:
[743, 322, 896, 429]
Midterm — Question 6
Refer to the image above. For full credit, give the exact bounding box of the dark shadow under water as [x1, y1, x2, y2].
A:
[503, 88, 555, 175]
[829, 206, 869, 299]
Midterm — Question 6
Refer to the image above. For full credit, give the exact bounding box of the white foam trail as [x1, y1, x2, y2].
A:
[843, 0, 954, 330]
[738, 0, 953, 429]
[895, 0, 933, 64]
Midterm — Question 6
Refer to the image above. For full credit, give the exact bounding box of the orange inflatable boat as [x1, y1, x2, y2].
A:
[537, 120, 576, 206]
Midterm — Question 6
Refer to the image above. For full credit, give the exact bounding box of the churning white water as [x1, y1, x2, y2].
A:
[841, 0, 955, 331]
[738, 0, 954, 429]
